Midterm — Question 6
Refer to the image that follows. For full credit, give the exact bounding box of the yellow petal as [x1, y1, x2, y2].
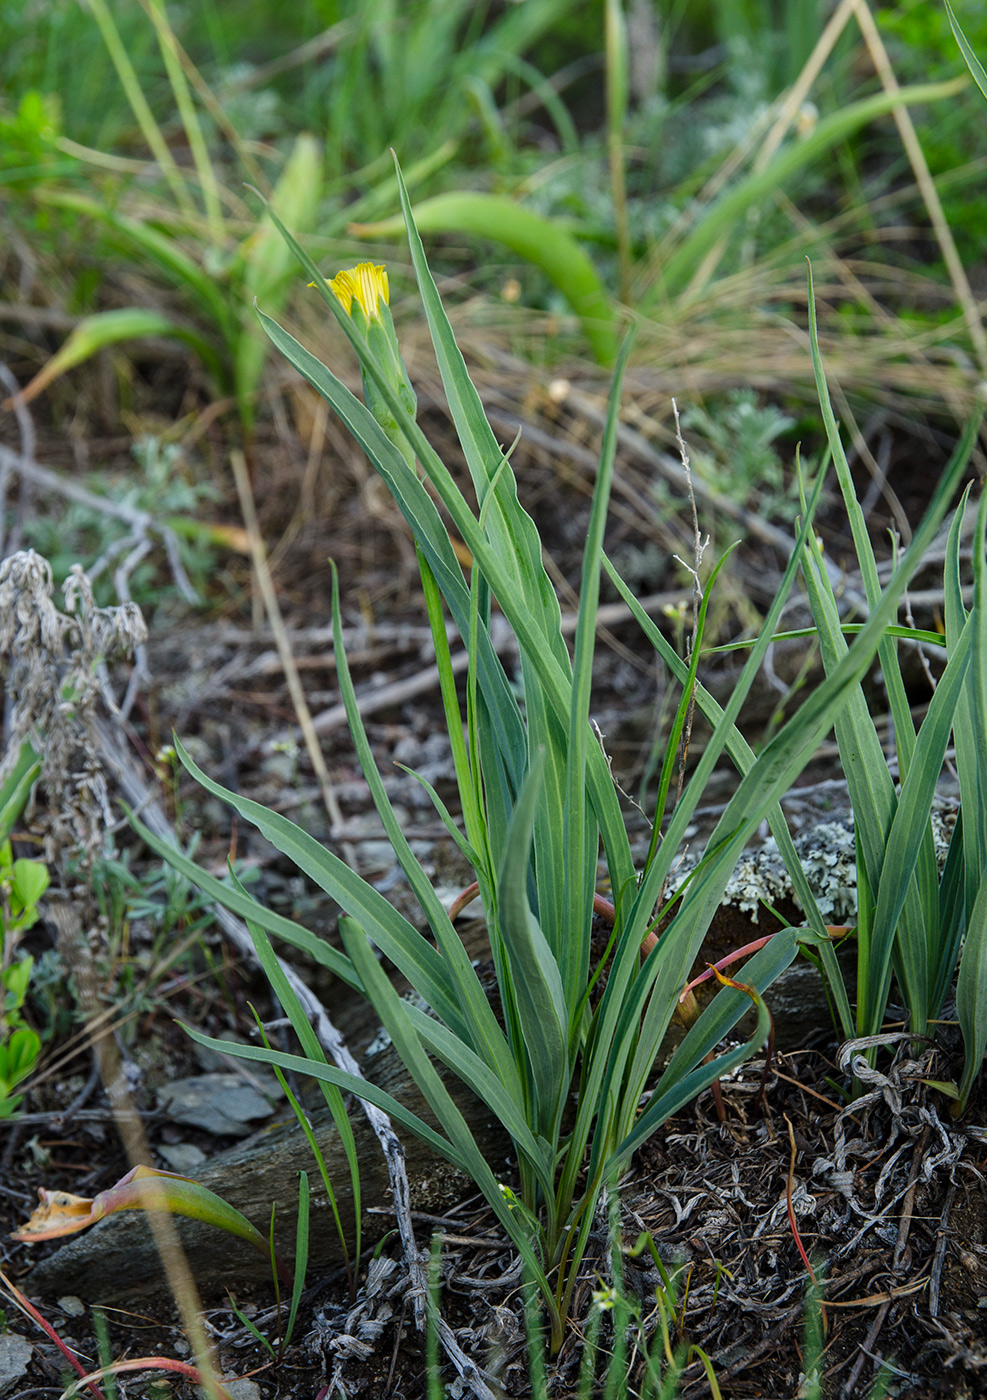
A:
[327, 263, 389, 321]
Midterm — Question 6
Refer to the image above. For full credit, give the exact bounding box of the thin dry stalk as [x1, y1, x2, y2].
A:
[46, 899, 229, 1400]
[230, 448, 352, 856]
[851, 0, 987, 378]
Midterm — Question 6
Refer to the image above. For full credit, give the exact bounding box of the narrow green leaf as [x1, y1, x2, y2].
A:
[392, 163, 571, 666]
[659, 928, 798, 1096]
[956, 875, 987, 1112]
[495, 752, 568, 1133]
[284, 1171, 309, 1348]
[561, 329, 634, 1010]
[956, 489, 987, 1109]
[328, 560, 515, 1083]
[870, 616, 971, 1033]
[168, 738, 465, 1033]
[655, 79, 967, 299]
[403, 1003, 554, 1200]
[338, 917, 552, 1293]
[126, 806, 360, 988]
[946, 0, 987, 103]
[238, 903, 361, 1257]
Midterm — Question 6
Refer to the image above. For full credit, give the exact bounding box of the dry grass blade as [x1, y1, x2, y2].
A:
[230, 448, 350, 849]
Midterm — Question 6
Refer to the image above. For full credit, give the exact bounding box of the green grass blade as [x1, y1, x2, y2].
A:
[145, 0, 223, 242]
[944, 488, 987, 934]
[654, 79, 966, 300]
[126, 807, 360, 988]
[169, 737, 464, 1033]
[339, 916, 552, 1295]
[495, 752, 569, 1134]
[35, 192, 237, 342]
[328, 560, 515, 1081]
[561, 330, 635, 1009]
[417, 551, 487, 866]
[85, 0, 195, 219]
[932, 810, 967, 1018]
[239, 908, 361, 1261]
[283, 1170, 309, 1349]
[946, 0, 987, 103]
[16, 309, 218, 405]
[253, 1012, 352, 1289]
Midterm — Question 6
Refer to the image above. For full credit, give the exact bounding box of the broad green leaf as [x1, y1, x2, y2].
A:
[11, 857, 49, 912]
[14, 309, 215, 407]
[352, 191, 618, 366]
[0, 742, 41, 847]
[0, 1026, 40, 1089]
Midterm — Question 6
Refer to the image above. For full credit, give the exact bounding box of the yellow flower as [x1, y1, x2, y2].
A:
[326, 263, 389, 322]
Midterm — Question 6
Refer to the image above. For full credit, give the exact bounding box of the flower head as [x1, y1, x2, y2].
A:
[326, 263, 389, 323]
[311, 261, 417, 467]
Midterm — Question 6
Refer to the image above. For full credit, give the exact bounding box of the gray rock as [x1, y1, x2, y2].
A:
[0, 1334, 32, 1395]
[156, 1074, 276, 1136]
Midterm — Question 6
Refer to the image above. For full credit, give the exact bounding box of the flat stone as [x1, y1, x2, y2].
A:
[0, 1334, 32, 1395]
[157, 1141, 208, 1172]
[156, 1074, 276, 1136]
